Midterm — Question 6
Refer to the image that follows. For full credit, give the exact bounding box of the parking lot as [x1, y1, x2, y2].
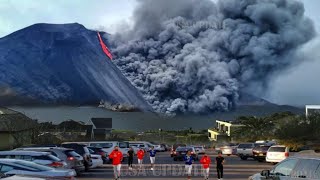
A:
[79, 151, 273, 180]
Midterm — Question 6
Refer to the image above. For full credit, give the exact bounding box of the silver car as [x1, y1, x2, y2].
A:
[249, 150, 320, 180]
[0, 159, 76, 179]
[16, 147, 85, 174]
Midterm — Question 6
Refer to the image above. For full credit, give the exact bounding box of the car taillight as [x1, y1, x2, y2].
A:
[49, 161, 64, 168]
[191, 152, 194, 154]
[67, 157, 75, 161]
[174, 151, 177, 154]
[285, 152, 289, 157]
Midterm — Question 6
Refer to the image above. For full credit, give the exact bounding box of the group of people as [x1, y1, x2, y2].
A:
[185, 151, 225, 180]
[108, 146, 157, 180]
[108, 146, 225, 180]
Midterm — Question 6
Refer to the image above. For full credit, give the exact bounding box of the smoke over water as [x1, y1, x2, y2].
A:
[111, 0, 315, 115]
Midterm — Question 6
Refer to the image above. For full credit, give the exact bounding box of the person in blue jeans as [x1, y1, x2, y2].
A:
[184, 150, 194, 180]
[149, 146, 157, 170]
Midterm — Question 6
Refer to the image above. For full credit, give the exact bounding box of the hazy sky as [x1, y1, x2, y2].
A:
[0, 0, 319, 106]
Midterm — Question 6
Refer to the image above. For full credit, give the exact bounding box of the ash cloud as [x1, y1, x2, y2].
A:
[110, 0, 315, 115]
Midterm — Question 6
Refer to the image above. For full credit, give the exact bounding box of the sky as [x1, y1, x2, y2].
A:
[0, 0, 319, 106]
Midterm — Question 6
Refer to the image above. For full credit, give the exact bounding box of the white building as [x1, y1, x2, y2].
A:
[208, 120, 243, 142]
[305, 105, 320, 117]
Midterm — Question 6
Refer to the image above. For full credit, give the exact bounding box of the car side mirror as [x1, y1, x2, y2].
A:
[261, 170, 270, 177]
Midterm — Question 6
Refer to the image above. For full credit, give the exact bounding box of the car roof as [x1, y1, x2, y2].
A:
[293, 150, 320, 159]
[89, 141, 118, 143]
[0, 151, 50, 156]
[0, 158, 30, 163]
[270, 145, 286, 147]
[17, 147, 72, 151]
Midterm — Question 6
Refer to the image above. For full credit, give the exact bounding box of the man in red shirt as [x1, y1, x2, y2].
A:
[200, 153, 211, 180]
[137, 148, 145, 169]
[109, 146, 123, 180]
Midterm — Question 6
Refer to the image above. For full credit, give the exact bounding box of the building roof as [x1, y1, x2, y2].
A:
[90, 118, 112, 129]
[0, 108, 37, 132]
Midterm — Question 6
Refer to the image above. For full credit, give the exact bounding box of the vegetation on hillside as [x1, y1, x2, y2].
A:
[233, 112, 320, 150]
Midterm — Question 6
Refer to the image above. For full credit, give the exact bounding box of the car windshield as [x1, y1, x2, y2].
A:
[48, 154, 62, 161]
[66, 150, 80, 157]
[15, 161, 53, 171]
[194, 146, 203, 149]
[90, 143, 113, 148]
[238, 144, 253, 148]
[269, 147, 286, 152]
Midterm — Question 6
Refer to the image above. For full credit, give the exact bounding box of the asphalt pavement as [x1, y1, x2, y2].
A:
[78, 151, 273, 180]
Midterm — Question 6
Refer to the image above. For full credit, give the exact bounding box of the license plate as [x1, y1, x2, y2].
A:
[259, 153, 263, 156]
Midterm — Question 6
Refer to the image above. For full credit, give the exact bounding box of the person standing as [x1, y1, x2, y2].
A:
[109, 146, 123, 180]
[184, 150, 194, 180]
[137, 148, 145, 169]
[149, 146, 157, 170]
[215, 152, 225, 180]
[200, 153, 211, 180]
[127, 147, 134, 170]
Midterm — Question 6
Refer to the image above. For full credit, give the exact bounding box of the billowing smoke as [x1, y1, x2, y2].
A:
[110, 0, 315, 115]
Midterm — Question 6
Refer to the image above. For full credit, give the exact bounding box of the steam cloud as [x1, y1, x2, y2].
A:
[110, 0, 315, 115]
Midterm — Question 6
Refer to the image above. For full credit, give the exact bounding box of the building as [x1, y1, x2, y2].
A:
[87, 118, 112, 140]
[208, 120, 243, 142]
[305, 105, 320, 117]
[0, 107, 37, 150]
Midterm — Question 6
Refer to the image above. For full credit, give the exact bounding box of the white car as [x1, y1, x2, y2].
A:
[193, 146, 205, 154]
[86, 141, 130, 158]
[90, 154, 103, 168]
[266, 145, 290, 164]
[0, 159, 76, 179]
[0, 151, 67, 168]
[221, 145, 233, 156]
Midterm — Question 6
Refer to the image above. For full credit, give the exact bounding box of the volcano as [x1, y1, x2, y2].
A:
[0, 23, 152, 111]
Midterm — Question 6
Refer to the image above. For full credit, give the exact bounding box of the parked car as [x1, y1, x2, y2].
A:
[61, 143, 92, 171]
[237, 143, 256, 160]
[89, 154, 103, 168]
[173, 147, 198, 161]
[87, 141, 129, 158]
[249, 150, 320, 180]
[252, 145, 271, 162]
[87, 146, 108, 164]
[15, 147, 85, 174]
[220, 145, 233, 156]
[193, 146, 206, 154]
[0, 175, 45, 180]
[153, 144, 166, 152]
[0, 159, 76, 179]
[170, 144, 186, 157]
[160, 144, 170, 151]
[266, 145, 290, 164]
[0, 151, 66, 168]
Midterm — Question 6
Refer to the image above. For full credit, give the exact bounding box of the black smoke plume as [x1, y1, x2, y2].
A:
[110, 0, 315, 115]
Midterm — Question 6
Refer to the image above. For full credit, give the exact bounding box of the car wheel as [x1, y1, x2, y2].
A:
[258, 159, 264, 162]
[240, 156, 248, 160]
[227, 154, 231, 156]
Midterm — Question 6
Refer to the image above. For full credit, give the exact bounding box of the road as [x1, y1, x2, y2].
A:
[78, 151, 273, 180]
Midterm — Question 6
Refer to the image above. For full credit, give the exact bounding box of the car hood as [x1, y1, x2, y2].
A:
[250, 173, 262, 180]
[6, 169, 76, 177]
